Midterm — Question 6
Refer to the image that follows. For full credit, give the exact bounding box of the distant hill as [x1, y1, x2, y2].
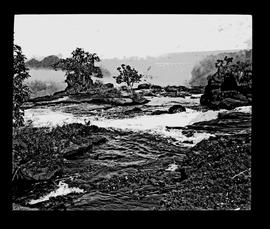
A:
[98, 49, 243, 86]
[189, 49, 252, 86]
[26, 55, 60, 69]
[26, 49, 245, 86]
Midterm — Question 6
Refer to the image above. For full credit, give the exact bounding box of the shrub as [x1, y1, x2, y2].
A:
[113, 64, 143, 94]
[53, 48, 103, 93]
[13, 44, 31, 128]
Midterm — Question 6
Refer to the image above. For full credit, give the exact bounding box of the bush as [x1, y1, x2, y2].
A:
[113, 64, 143, 94]
[53, 48, 103, 93]
[190, 50, 252, 87]
[13, 44, 31, 127]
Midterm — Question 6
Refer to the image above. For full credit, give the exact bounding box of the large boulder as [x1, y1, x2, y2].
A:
[168, 105, 186, 113]
[151, 110, 169, 115]
[200, 70, 252, 109]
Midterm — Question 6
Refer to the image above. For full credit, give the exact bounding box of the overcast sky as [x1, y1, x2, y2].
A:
[14, 14, 252, 59]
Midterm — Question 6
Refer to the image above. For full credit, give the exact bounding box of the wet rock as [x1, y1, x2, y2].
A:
[13, 203, 39, 211]
[28, 95, 54, 103]
[168, 105, 186, 113]
[182, 129, 196, 137]
[124, 107, 142, 114]
[151, 110, 169, 115]
[182, 140, 194, 144]
[219, 98, 249, 110]
[24, 166, 63, 181]
[187, 111, 251, 134]
[62, 143, 93, 160]
[21, 102, 35, 109]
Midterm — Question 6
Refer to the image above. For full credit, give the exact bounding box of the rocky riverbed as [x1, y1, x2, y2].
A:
[12, 93, 251, 211]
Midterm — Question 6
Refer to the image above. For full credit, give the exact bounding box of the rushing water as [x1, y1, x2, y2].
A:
[21, 96, 251, 210]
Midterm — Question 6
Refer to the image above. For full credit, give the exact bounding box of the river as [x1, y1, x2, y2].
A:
[18, 95, 251, 210]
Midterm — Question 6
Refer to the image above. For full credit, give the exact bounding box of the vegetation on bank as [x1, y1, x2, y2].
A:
[200, 53, 252, 110]
[13, 45, 31, 127]
[113, 64, 144, 94]
[52, 48, 104, 94]
[190, 49, 252, 87]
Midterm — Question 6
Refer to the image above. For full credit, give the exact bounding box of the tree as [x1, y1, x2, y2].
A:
[53, 48, 103, 93]
[207, 56, 252, 94]
[13, 44, 31, 128]
[113, 64, 143, 93]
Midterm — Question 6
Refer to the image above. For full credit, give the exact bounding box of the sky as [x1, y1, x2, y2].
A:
[14, 14, 252, 60]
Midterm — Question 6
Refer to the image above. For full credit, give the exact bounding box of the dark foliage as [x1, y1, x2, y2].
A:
[26, 55, 60, 69]
[53, 48, 103, 93]
[190, 49, 252, 87]
[13, 44, 31, 128]
[113, 64, 143, 93]
[200, 54, 252, 109]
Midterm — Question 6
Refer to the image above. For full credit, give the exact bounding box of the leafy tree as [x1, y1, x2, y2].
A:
[13, 44, 31, 128]
[190, 49, 252, 86]
[113, 64, 143, 93]
[206, 55, 252, 94]
[53, 48, 103, 93]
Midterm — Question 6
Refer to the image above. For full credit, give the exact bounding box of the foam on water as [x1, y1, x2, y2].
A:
[24, 95, 250, 146]
[25, 107, 216, 146]
[166, 163, 179, 172]
[25, 108, 86, 128]
[28, 181, 84, 205]
[146, 95, 200, 106]
[188, 109, 226, 125]
[232, 106, 252, 114]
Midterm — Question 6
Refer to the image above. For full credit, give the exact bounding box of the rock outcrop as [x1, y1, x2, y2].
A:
[137, 83, 151, 90]
[151, 105, 186, 115]
[200, 56, 252, 110]
[168, 105, 186, 113]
